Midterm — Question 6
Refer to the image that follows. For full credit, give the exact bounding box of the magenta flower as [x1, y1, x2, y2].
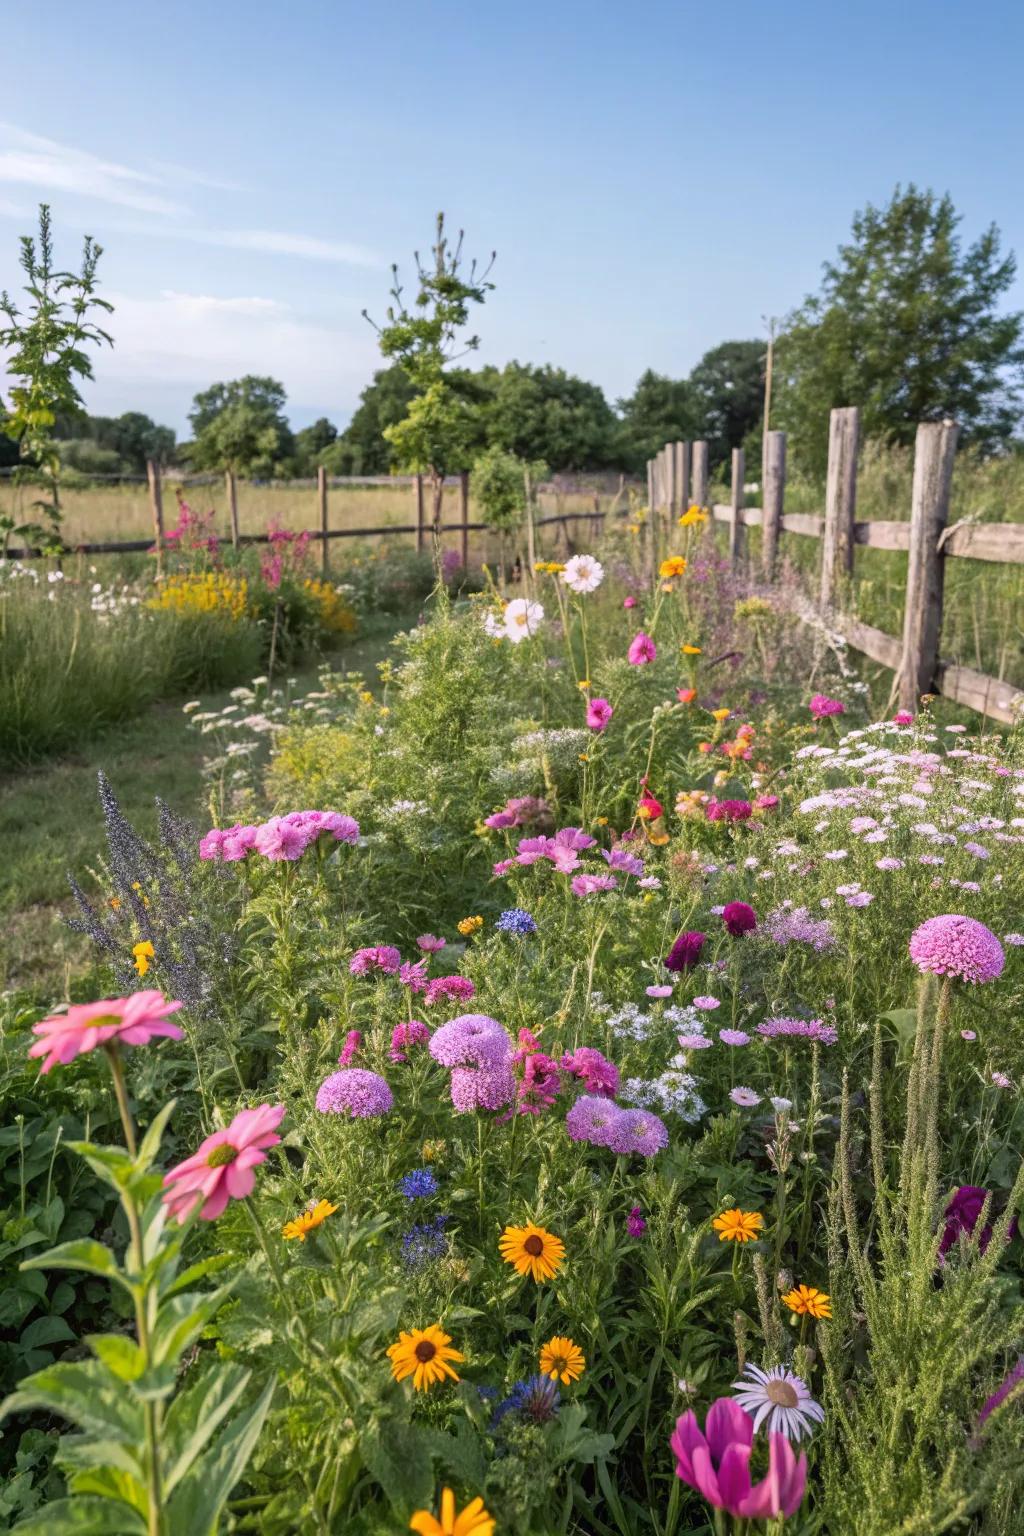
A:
[628, 631, 657, 665]
[338, 1029, 361, 1066]
[29, 992, 185, 1075]
[909, 915, 1004, 984]
[623, 595, 637, 609]
[754, 793, 779, 811]
[892, 710, 915, 725]
[349, 945, 403, 976]
[719, 1029, 751, 1046]
[561, 1046, 619, 1097]
[706, 799, 753, 822]
[587, 697, 614, 731]
[399, 959, 429, 993]
[571, 873, 618, 897]
[450, 1062, 516, 1113]
[670, 1399, 807, 1520]
[722, 901, 757, 935]
[424, 974, 476, 1006]
[627, 1206, 647, 1238]
[253, 816, 310, 861]
[603, 846, 645, 877]
[416, 934, 446, 952]
[809, 694, 845, 718]
[162, 1103, 285, 1223]
[390, 1019, 431, 1062]
[665, 930, 707, 972]
[429, 1014, 510, 1068]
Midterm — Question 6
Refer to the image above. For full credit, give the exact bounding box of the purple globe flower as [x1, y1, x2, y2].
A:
[449, 1063, 516, 1113]
[315, 1068, 393, 1118]
[909, 915, 1005, 984]
[609, 1107, 669, 1158]
[565, 1094, 622, 1147]
[722, 901, 757, 936]
[429, 1014, 511, 1068]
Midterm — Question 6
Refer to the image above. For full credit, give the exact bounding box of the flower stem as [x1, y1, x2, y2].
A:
[105, 1044, 137, 1159]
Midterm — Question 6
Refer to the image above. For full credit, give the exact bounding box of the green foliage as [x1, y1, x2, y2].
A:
[0, 204, 113, 552]
[616, 369, 698, 472]
[777, 184, 1024, 474]
[689, 340, 765, 470]
[55, 412, 176, 477]
[326, 366, 417, 474]
[483, 362, 618, 472]
[188, 377, 293, 476]
[472, 445, 547, 533]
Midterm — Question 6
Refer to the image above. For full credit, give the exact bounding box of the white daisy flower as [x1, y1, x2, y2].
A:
[561, 553, 604, 593]
[731, 1363, 824, 1441]
[503, 598, 544, 643]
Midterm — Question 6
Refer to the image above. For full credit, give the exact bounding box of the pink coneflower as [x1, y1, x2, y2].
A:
[416, 934, 446, 953]
[731, 1364, 824, 1442]
[162, 1103, 285, 1222]
[337, 1029, 361, 1066]
[627, 1206, 647, 1238]
[586, 697, 614, 731]
[909, 915, 1005, 984]
[628, 631, 657, 665]
[808, 694, 845, 718]
[665, 930, 706, 971]
[29, 992, 185, 1075]
[722, 901, 757, 935]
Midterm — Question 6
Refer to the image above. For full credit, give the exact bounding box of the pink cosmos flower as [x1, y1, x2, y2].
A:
[416, 934, 446, 953]
[571, 873, 618, 897]
[162, 1103, 285, 1223]
[29, 992, 185, 1075]
[586, 697, 614, 731]
[628, 631, 657, 665]
[671, 1399, 807, 1521]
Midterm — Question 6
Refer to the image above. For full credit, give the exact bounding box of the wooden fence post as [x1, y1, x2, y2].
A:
[665, 442, 678, 519]
[762, 430, 786, 578]
[146, 459, 165, 577]
[460, 469, 470, 571]
[729, 448, 745, 568]
[820, 407, 860, 606]
[691, 441, 709, 508]
[646, 459, 654, 513]
[225, 469, 239, 550]
[414, 473, 425, 554]
[675, 440, 691, 517]
[318, 465, 329, 576]
[898, 419, 959, 712]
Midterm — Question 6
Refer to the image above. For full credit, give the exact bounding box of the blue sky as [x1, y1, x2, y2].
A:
[1, 0, 1022, 436]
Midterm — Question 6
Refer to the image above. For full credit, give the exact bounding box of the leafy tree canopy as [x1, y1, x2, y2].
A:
[188, 375, 293, 475]
[481, 361, 618, 471]
[616, 370, 699, 472]
[689, 340, 765, 469]
[776, 185, 1024, 474]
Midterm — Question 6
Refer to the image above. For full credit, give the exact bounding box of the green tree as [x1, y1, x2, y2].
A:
[292, 416, 338, 475]
[365, 213, 494, 524]
[689, 340, 765, 469]
[776, 185, 1024, 474]
[482, 362, 617, 471]
[327, 367, 417, 473]
[0, 204, 113, 547]
[616, 370, 697, 472]
[188, 375, 293, 475]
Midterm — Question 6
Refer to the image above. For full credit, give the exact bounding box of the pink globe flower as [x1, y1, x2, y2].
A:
[628, 631, 657, 665]
[671, 1398, 807, 1521]
[162, 1103, 285, 1223]
[586, 697, 614, 731]
[892, 711, 915, 725]
[29, 992, 185, 1075]
[623, 595, 637, 609]
[722, 901, 757, 936]
[909, 915, 1005, 984]
[808, 694, 845, 719]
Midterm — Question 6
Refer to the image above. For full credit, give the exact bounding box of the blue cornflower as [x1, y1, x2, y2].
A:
[400, 1213, 448, 1269]
[399, 1167, 439, 1200]
[501, 1374, 561, 1426]
[496, 907, 538, 937]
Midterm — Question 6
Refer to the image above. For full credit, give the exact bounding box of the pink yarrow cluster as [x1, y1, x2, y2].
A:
[909, 915, 1005, 984]
[200, 810, 359, 863]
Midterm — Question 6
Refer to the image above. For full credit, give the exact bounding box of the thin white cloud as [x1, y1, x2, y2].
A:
[0, 123, 184, 216]
[149, 159, 244, 194]
[0, 195, 30, 219]
[172, 225, 381, 267]
[158, 289, 289, 317]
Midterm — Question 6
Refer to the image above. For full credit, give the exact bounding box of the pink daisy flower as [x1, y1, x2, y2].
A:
[29, 991, 185, 1075]
[162, 1103, 285, 1223]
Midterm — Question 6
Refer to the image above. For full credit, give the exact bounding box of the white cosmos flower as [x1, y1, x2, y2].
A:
[504, 598, 544, 643]
[731, 1364, 824, 1441]
[561, 554, 604, 593]
[482, 611, 506, 639]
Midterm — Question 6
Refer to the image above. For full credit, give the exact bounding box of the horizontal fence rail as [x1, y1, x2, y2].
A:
[648, 414, 1024, 725]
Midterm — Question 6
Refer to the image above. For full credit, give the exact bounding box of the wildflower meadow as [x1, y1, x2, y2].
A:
[3, 511, 1024, 1536]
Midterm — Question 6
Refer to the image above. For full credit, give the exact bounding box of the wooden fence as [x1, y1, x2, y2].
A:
[646, 410, 1024, 725]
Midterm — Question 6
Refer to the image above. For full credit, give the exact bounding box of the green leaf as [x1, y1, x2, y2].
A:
[160, 1253, 235, 1300]
[359, 1417, 433, 1513]
[135, 1100, 176, 1174]
[151, 1285, 233, 1367]
[21, 1240, 135, 1300]
[7, 1495, 147, 1534]
[166, 1377, 274, 1535]
[21, 1315, 76, 1350]
[86, 1335, 146, 1383]
[0, 1360, 144, 1440]
[161, 1364, 251, 1495]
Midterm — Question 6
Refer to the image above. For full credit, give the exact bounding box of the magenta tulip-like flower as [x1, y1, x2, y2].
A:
[586, 696, 614, 731]
[29, 992, 185, 1075]
[665, 930, 707, 972]
[670, 1398, 807, 1520]
[162, 1103, 285, 1222]
[909, 915, 1004, 984]
[628, 631, 657, 665]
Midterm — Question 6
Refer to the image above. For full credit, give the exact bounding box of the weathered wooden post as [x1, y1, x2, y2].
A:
[898, 420, 959, 713]
[665, 442, 677, 520]
[820, 407, 860, 606]
[460, 469, 470, 571]
[675, 440, 691, 516]
[762, 431, 786, 578]
[646, 459, 654, 512]
[146, 459, 165, 577]
[318, 465, 329, 576]
[414, 473, 425, 554]
[225, 469, 240, 550]
[691, 440, 709, 508]
[729, 448, 745, 568]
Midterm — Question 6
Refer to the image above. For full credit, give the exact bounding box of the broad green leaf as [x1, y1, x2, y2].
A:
[359, 1417, 433, 1513]
[21, 1240, 136, 1300]
[166, 1377, 274, 1535]
[21, 1314, 76, 1349]
[161, 1364, 251, 1495]
[86, 1334, 146, 1383]
[151, 1285, 233, 1367]
[0, 1360, 143, 1440]
[135, 1099, 176, 1173]
[54, 1434, 145, 1483]
[7, 1495, 147, 1534]
[160, 1252, 235, 1300]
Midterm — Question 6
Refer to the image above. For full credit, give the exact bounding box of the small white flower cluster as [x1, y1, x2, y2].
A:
[622, 1066, 707, 1122]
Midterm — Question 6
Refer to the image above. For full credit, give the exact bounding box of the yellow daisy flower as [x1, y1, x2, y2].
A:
[387, 1324, 464, 1392]
[410, 1488, 495, 1536]
[282, 1198, 338, 1242]
[540, 1335, 586, 1384]
[132, 941, 155, 977]
[679, 504, 709, 526]
[499, 1221, 565, 1283]
[712, 1208, 764, 1243]
[659, 556, 687, 579]
[782, 1284, 832, 1319]
[711, 707, 731, 722]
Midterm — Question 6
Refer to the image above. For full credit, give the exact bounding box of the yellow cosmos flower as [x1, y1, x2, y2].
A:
[712, 1208, 764, 1243]
[457, 916, 483, 936]
[681, 644, 702, 655]
[659, 556, 688, 579]
[533, 560, 565, 574]
[540, 1335, 586, 1383]
[782, 1284, 832, 1319]
[358, 689, 374, 705]
[499, 1221, 565, 1283]
[679, 504, 709, 526]
[711, 707, 731, 722]
[132, 941, 155, 977]
[410, 1488, 495, 1536]
[282, 1198, 338, 1241]
[387, 1324, 464, 1391]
